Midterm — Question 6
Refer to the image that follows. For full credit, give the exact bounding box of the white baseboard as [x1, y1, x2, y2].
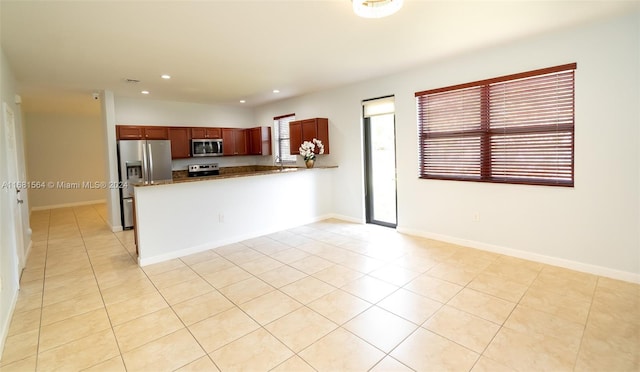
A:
[0, 286, 19, 363]
[329, 214, 365, 224]
[30, 199, 106, 212]
[397, 226, 640, 284]
[23, 240, 33, 270]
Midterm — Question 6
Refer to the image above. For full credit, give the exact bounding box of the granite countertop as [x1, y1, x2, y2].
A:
[134, 165, 337, 187]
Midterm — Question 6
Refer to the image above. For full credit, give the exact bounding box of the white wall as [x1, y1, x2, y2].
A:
[114, 96, 254, 127]
[24, 110, 107, 209]
[135, 168, 334, 265]
[101, 91, 121, 231]
[0, 48, 30, 360]
[254, 12, 640, 281]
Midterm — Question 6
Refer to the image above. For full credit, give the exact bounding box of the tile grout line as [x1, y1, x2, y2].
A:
[571, 275, 599, 372]
[464, 261, 543, 371]
[71, 206, 128, 371]
[32, 208, 51, 372]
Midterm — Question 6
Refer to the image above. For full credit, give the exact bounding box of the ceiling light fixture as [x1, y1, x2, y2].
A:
[352, 0, 403, 18]
[141, 90, 150, 95]
[273, 89, 280, 94]
[240, 100, 246, 103]
[161, 74, 171, 79]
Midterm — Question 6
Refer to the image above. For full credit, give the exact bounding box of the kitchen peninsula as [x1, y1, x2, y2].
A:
[133, 166, 336, 266]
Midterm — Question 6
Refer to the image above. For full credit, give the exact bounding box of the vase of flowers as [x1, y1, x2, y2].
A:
[299, 138, 325, 168]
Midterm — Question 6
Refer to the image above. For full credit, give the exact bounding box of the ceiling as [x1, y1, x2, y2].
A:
[1, 1, 637, 113]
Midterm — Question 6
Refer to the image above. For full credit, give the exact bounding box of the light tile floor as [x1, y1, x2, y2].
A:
[1, 204, 638, 371]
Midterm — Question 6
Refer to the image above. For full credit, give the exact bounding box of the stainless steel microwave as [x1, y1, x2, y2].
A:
[191, 139, 223, 157]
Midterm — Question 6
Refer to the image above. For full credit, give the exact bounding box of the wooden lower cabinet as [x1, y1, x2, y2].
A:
[168, 127, 191, 159]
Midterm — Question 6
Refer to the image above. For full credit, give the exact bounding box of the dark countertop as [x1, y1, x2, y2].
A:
[134, 165, 337, 187]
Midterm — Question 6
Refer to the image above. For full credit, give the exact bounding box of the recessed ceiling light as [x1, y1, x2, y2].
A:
[239, 100, 246, 103]
[161, 74, 171, 79]
[141, 90, 150, 95]
[273, 89, 280, 94]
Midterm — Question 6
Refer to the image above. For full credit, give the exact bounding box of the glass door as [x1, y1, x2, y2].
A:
[363, 97, 397, 227]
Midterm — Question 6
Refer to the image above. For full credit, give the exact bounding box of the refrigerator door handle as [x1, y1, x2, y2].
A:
[141, 142, 149, 185]
[147, 143, 154, 184]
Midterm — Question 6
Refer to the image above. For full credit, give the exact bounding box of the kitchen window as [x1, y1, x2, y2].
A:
[274, 113, 297, 163]
[415, 63, 576, 187]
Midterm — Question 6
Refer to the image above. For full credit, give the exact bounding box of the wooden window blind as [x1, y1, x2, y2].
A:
[415, 63, 576, 187]
[274, 113, 297, 163]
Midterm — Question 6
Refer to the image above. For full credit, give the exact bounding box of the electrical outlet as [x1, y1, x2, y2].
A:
[218, 213, 224, 223]
[473, 212, 480, 222]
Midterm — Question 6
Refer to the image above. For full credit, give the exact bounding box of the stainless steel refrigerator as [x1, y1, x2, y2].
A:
[117, 140, 172, 229]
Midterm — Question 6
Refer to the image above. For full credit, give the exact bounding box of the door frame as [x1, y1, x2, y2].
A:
[362, 96, 398, 228]
[3, 102, 26, 272]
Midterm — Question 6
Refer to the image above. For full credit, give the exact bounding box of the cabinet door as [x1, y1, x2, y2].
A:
[249, 127, 261, 155]
[289, 121, 302, 155]
[248, 127, 272, 155]
[301, 119, 317, 142]
[191, 127, 206, 139]
[206, 128, 221, 138]
[260, 127, 272, 155]
[143, 126, 169, 140]
[117, 126, 144, 140]
[168, 127, 191, 159]
[222, 128, 235, 155]
[315, 118, 329, 154]
[234, 129, 248, 155]
[193, 127, 222, 139]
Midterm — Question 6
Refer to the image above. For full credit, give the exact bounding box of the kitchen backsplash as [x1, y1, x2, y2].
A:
[171, 155, 268, 171]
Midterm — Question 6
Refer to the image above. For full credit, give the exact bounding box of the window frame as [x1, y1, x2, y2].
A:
[415, 63, 576, 187]
[273, 113, 297, 164]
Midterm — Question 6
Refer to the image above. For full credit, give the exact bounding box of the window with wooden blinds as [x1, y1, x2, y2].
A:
[415, 63, 576, 187]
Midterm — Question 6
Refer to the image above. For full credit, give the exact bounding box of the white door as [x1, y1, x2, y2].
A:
[2, 102, 25, 277]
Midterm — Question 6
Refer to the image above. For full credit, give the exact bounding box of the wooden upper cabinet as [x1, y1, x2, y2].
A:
[168, 127, 191, 159]
[222, 129, 234, 155]
[249, 127, 272, 155]
[289, 122, 302, 156]
[117, 126, 144, 140]
[117, 125, 273, 158]
[144, 126, 169, 140]
[222, 128, 248, 156]
[289, 118, 329, 155]
[117, 125, 169, 140]
[191, 127, 221, 139]
[234, 129, 248, 155]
